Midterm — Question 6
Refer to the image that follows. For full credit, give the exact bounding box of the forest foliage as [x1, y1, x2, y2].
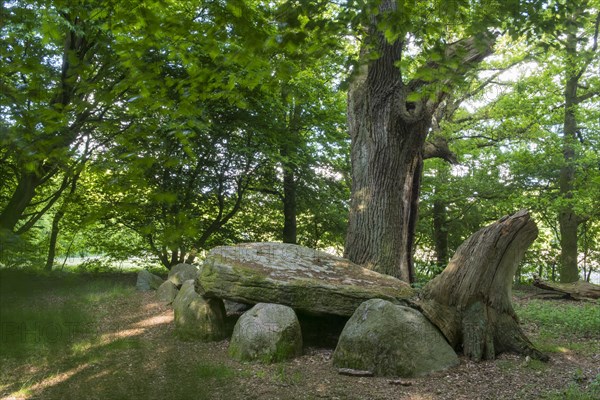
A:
[0, 0, 598, 283]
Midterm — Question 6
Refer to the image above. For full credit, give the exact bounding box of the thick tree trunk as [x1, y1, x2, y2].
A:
[418, 210, 547, 361]
[343, 49, 428, 282]
[343, 1, 493, 283]
[0, 172, 40, 232]
[343, 82, 427, 281]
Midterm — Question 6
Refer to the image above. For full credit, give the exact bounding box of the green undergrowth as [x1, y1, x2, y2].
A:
[514, 298, 600, 354]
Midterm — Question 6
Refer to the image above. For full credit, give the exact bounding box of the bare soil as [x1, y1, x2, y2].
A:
[1, 276, 598, 400]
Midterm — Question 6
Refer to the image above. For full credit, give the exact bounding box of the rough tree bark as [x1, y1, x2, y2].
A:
[418, 210, 548, 361]
[344, 0, 493, 282]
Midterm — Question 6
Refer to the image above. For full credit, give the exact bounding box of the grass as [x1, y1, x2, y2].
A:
[195, 363, 237, 380]
[514, 298, 600, 353]
[542, 374, 600, 400]
[0, 270, 135, 360]
[514, 299, 600, 337]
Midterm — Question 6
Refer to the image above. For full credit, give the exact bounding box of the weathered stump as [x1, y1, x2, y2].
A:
[418, 210, 548, 361]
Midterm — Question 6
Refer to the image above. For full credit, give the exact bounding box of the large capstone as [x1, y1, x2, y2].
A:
[197, 243, 413, 316]
[173, 280, 226, 341]
[333, 299, 459, 377]
[168, 263, 199, 287]
[229, 303, 302, 363]
[136, 269, 164, 291]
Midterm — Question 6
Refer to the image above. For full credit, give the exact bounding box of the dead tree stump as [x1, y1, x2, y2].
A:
[418, 210, 548, 361]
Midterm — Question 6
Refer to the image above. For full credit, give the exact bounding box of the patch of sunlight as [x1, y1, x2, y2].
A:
[133, 313, 172, 328]
[13, 364, 89, 397]
[84, 369, 111, 381]
[142, 302, 164, 311]
[556, 346, 571, 353]
[71, 337, 100, 356]
[3, 388, 31, 400]
[102, 328, 145, 340]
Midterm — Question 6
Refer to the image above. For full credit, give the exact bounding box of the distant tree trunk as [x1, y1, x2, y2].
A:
[45, 208, 65, 271]
[558, 29, 581, 283]
[432, 200, 448, 270]
[533, 276, 600, 300]
[431, 162, 451, 272]
[282, 162, 297, 244]
[44, 166, 84, 271]
[419, 210, 547, 361]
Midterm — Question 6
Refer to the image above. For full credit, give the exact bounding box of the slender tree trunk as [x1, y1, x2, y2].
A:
[44, 165, 84, 271]
[432, 200, 448, 270]
[282, 164, 297, 244]
[44, 208, 65, 271]
[558, 29, 581, 283]
[432, 163, 450, 272]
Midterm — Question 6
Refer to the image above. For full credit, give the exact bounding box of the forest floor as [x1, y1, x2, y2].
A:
[0, 271, 598, 400]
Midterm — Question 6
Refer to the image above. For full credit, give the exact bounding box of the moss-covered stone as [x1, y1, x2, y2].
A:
[197, 243, 414, 316]
[229, 303, 302, 363]
[173, 280, 226, 341]
[333, 299, 459, 377]
[156, 280, 179, 304]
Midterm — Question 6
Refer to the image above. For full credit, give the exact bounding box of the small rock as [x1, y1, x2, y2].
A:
[136, 270, 164, 291]
[168, 263, 199, 287]
[156, 280, 179, 304]
[229, 303, 302, 363]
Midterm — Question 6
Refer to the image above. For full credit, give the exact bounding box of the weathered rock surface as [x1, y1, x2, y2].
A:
[168, 263, 199, 287]
[156, 280, 179, 304]
[136, 269, 164, 291]
[229, 303, 302, 363]
[197, 243, 414, 316]
[173, 280, 226, 341]
[333, 299, 459, 377]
